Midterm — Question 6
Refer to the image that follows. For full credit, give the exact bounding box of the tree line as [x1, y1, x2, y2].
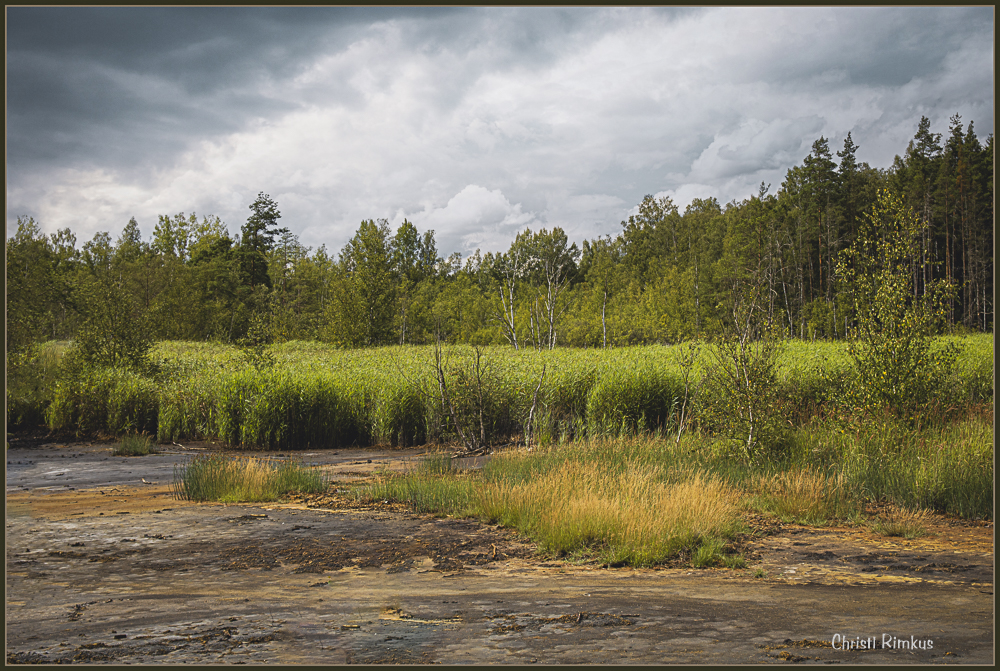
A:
[6, 114, 993, 359]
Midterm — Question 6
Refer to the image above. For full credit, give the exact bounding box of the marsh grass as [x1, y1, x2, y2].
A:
[361, 412, 992, 569]
[416, 453, 455, 476]
[364, 439, 743, 568]
[40, 335, 991, 457]
[367, 473, 476, 516]
[173, 454, 326, 503]
[792, 416, 994, 519]
[113, 433, 158, 456]
[478, 462, 742, 567]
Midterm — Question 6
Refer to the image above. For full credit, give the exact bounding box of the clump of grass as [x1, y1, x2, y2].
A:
[870, 505, 930, 539]
[173, 454, 325, 503]
[721, 553, 747, 569]
[689, 538, 746, 569]
[474, 460, 740, 567]
[359, 453, 467, 515]
[113, 433, 158, 456]
[751, 467, 857, 525]
[690, 537, 727, 568]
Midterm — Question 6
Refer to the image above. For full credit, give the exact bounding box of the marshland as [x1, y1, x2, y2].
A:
[6, 151, 994, 662]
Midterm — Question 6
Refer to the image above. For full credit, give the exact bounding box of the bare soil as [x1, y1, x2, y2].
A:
[5, 436, 994, 664]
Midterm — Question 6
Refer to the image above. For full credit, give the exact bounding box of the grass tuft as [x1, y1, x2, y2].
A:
[113, 433, 158, 456]
[869, 505, 930, 539]
[173, 454, 326, 503]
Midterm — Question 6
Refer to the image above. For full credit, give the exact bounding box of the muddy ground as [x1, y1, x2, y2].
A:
[5, 434, 994, 664]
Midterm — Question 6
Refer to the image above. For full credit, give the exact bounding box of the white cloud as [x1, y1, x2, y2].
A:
[6, 7, 992, 254]
[403, 184, 539, 254]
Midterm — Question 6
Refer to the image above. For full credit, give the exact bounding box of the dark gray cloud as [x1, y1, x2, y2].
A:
[6, 7, 466, 171]
[6, 7, 993, 256]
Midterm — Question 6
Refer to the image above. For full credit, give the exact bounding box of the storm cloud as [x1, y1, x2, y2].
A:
[6, 6, 993, 257]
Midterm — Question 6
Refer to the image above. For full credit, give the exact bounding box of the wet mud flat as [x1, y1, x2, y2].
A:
[5, 438, 995, 664]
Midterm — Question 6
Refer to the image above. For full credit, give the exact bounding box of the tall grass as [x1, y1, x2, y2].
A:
[364, 413, 992, 565]
[365, 439, 745, 567]
[474, 461, 740, 566]
[46, 366, 159, 437]
[829, 418, 993, 519]
[173, 454, 326, 503]
[750, 468, 858, 525]
[38, 335, 992, 454]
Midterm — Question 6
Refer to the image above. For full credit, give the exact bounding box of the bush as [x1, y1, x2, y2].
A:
[837, 189, 961, 421]
[73, 278, 155, 374]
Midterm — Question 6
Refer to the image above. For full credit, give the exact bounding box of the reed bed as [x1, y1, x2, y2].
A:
[39, 335, 992, 455]
[172, 454, 326, 503]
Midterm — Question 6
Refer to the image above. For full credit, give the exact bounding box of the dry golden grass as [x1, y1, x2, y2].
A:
[751, 467, 857, 524]
[870, 505, 930, 539]
[474, 460, 740, 566]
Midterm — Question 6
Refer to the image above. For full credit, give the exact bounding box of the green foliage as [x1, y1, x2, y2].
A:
[838, 189, 961, 420]
[326, 219, 398, 347]
[238, 310, 276, 371]
[701, 331, 786, 462]
[47, 365, 159, 437]
[72, 277, 155, 374]
[239, 192, 281, 290]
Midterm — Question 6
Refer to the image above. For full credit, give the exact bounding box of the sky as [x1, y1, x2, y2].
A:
[6, 6, 994, 259]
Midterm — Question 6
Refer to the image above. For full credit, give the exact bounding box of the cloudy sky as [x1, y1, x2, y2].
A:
[6, 6, 994, 258]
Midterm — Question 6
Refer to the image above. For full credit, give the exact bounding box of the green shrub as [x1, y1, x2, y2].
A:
[837, 189, 961, 422]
